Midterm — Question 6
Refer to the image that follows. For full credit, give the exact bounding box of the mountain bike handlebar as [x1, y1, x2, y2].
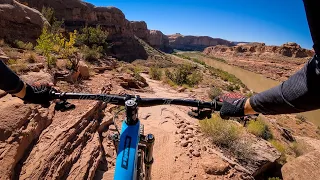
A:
[50, 92, 222, 110]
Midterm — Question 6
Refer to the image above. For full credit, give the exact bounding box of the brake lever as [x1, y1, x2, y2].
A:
[54, 100, 76, 112]
[188, 108, 213, 120]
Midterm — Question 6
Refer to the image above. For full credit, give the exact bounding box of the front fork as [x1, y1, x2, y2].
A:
[111, 133, 155, 180]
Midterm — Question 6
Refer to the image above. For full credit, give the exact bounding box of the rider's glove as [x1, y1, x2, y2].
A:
[215, 93, 247, 119]
[22, 83, 55, 106]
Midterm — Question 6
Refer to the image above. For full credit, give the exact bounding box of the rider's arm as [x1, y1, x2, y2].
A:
[245, 0, 320, 115]
[248, 56, 320, 115]
[0, 60, 26, 98]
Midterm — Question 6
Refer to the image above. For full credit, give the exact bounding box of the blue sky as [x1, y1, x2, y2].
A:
[85, 0, 313, 49]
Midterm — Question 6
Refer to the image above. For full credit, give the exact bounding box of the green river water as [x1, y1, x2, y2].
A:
[182, 52, 320, 126]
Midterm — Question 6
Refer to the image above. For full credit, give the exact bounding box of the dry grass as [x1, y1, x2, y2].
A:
[9, 61, 28, 73]
[291, 141, 308, 157]
[207, 87, 222, 100]
[26, 53, 37, 63]
[5, 49, 20, 59]
[269, 139, 287, 164]
[164, 64, 203, 87]
[247, 117, 273, 140]
[199, 114, 242, 147]
[200, 114, 254, 160]
[15, 40, 33, 50]
[149, 67, 162, 80]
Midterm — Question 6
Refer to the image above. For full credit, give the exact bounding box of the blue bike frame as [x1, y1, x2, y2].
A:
[114, 120, 141, 180]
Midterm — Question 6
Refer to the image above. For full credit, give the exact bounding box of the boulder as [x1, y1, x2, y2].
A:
[116, 73, 148, 89]
[201, 158, 230, 175]
[281, 150, 320, 180]
[78, 61, 90, 80]
[0, 95, 54, 179]
[0, 0, 48, 43]
[20, 71, 53, 85]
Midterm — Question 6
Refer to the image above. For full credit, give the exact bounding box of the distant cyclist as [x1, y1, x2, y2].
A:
[219, 0, 320, 118]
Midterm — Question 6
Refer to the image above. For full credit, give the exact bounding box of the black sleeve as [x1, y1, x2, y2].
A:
[303, 0, 320, 54]
[0, 60, 24, 94]
[248, 0, 320, 115]
[250, 55, 320, 114]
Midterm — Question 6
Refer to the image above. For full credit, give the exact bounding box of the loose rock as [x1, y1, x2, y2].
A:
[202, 158, 230, 175]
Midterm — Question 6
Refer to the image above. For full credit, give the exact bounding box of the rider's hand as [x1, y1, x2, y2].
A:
[215, 93, 249, 119]
[22, 83, 55, 106]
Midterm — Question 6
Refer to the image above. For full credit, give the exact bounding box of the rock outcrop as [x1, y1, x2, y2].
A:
[16, 0, 148, 62]
[281, 150, 320, 180]
[149, 30, 172, 53]
[0, 95, 54, 179]
[130, 21, 149, 43]
[0, 0, 48, 43]
[203, 42, 314, 58]
[167, 33, 234, 51]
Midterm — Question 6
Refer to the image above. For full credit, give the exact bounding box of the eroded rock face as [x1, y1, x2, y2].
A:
[167, 33, 234, 51]
[0, 0, 48, 43]
[149, 30, 172, 53]
[203, 42, 314, 58]
[18, 0, 149, 62]
[281, 150, 320, 180]
[130, 21, 149, 42]
[0, 95, 54, 179]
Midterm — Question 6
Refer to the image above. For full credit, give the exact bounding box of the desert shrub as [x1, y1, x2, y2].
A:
[165, 64, 201, 87]
[7, 59, 17, 65]
[191, 58, 206, 66]
[208, 87, 222, 100]
[163, 77, 177, 87]
[149, 67, 162, 80]
[208, 66, 245, 88]
[36, 27, 78, 67]
[77, 26, 109, 47]
[230, 139, 253, 160]
[53, 31, 78, 58]
[200, 114, 242, 147]
[269, 140, 286, 164]
[27, 53, 37, 63]
[227, 84, 235, 91]
[187, 71, 203, 87]
[81, 45, 103, 61]
[247, 118, 273, 140]
[47, 55, 57, 68]
[165, 69, 174, 81]
[10, 63, 28, 73]
[291, 141, 308, 157]
[5, 50, 20, 59]
[246, 91, 254, 98]
[42, 7, 54, 24]
[15, 40, 33, 50]
[35, 27, 54, 56]
[295, 114, 307, 122]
